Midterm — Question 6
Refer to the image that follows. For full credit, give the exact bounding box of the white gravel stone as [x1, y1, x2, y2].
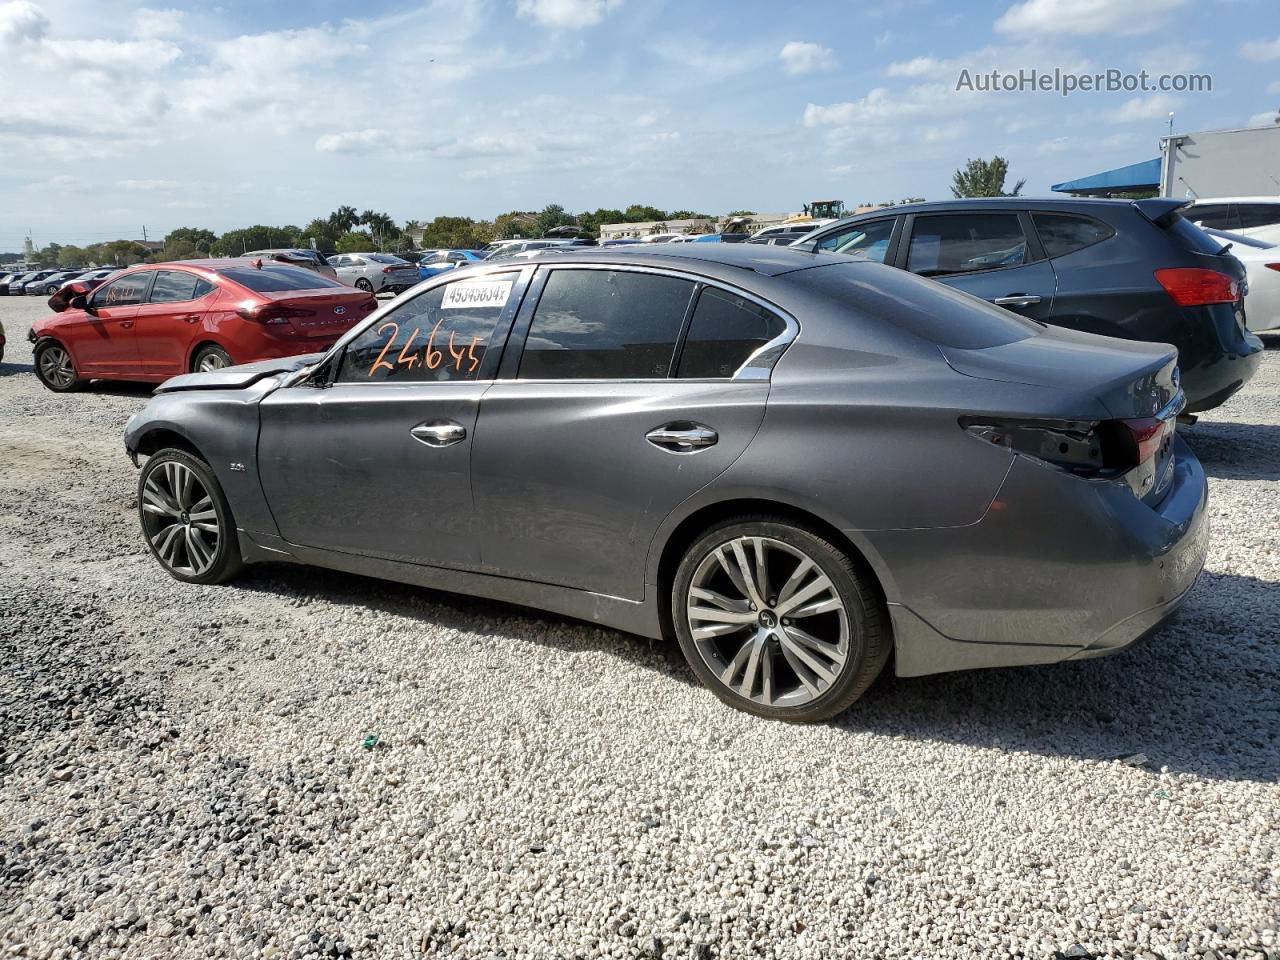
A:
[0, 295, 1277, 959]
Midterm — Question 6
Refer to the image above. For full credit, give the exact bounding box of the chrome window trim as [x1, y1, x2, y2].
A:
[521, 261, 800, 383]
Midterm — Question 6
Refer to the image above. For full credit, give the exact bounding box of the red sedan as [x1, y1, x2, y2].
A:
[31, 260, 378, 391]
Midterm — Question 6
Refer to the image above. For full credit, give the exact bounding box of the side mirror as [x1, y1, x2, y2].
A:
[48, 281, 92, 314]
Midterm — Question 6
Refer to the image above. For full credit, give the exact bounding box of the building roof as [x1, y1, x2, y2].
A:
[1051, 157, 1161, 196]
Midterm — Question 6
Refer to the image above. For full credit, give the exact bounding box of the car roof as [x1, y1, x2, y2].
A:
[514, 242, 853, 277]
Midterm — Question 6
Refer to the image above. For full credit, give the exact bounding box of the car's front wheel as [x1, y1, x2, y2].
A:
[138, 448, 243, 585]
[672, 517, 889, 722]
[33, 340, 83, 392]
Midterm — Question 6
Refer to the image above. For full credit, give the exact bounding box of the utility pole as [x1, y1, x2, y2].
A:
[142, 225, 148, 243]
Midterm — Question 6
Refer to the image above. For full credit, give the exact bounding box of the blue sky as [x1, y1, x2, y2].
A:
[1, 0, 1277, 248]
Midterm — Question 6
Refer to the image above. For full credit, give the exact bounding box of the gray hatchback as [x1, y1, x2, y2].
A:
[124, 244, 1207, 721]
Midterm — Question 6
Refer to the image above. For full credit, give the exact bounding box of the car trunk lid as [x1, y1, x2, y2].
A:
[248, 287, 378, 338]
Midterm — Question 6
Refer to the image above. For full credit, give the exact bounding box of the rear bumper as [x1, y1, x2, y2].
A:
[1180, 304, 1264, 412]
[867, 434, 1209, 677]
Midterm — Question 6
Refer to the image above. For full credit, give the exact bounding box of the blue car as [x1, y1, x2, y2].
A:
[417, 249, 486, 281]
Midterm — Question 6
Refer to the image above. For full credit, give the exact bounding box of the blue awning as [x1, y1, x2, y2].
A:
[1052, 157, 1161, 196]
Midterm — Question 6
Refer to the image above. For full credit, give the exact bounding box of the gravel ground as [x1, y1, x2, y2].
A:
[1, 294, 1277, 960]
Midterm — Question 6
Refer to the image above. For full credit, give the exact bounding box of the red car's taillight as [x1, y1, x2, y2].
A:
[1154, 267, 1239, 306]
[235, 304, 292, 325]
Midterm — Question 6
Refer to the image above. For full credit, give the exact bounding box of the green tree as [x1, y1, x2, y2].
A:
[57, 245, 87, 268]
[492, 211, 536, 240]
[335, 230, 375, 253]
[950, 156, 1024, 198]
[726, 209, 756, 218]
[535, 204, 575, 237]
[416, 216, 492, 250]
[666, 210, 711, 220]
[328, 205, 360, 233]
[623, 204, 666, 222]
[101, 240, 150, 265]
[359, 210, 400, 249]
[299, 218, 340, 251]
[211, 225, 301, 257]
[151, 238, 209, 263]
[162, 227, 216, 254]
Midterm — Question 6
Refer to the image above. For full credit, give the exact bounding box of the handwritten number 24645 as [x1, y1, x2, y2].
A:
[368, 320, 480, 377]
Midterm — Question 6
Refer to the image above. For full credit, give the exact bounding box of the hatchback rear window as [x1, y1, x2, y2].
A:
[219, 266, 344, 292]
[793, 262, 1040, 349]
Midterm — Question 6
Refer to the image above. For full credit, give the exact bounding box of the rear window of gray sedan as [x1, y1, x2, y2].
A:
[792, 263, 1039, 349]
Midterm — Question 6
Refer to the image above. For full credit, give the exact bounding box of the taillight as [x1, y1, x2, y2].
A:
[1266, 263, 1280, 273]
[1154, 267, 1238, 306]
[962, 415, 1173, 475]
[382, 266, 397, 273]
[235, 303, 291, 325]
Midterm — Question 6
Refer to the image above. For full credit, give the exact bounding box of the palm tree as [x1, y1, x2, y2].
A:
[328, 205, 359, 232]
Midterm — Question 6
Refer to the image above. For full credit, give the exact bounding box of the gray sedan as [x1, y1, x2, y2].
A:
[123, 244, 1207, 722]
[327, 252, 420, 293]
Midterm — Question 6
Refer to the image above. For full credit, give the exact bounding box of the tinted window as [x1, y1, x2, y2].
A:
[1032, 213, 1114, 258]
[89, 272, 150, 307]
[792, 262, 1039, 350]
[677, 287, 786, 378]
[337, 274, 516, 383]
[1236, 203, 1280, 230]
[1187, 204, 1233, 229]
[1164, 214, 1227, 255]
[221, 266, 343, 292]
[148, 270, 205, 303]
[815, 219, 895, 261]
[519, 269, 695, 380]
[907, 214, 1027, 276]
[368, 254, 405, 264]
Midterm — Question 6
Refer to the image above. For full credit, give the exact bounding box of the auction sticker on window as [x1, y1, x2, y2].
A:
[442, 280, 512, 310]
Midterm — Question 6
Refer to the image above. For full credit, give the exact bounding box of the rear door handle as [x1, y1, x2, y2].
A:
[410, 420, 466, 447]
[992, 294, 1042, 307]
[646, 423, 718, 453]
[180, 314, 200, 323]
[120, 320, 134, 329]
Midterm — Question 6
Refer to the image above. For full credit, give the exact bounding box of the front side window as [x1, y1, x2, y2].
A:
[519, 269, 695, 380]
[906, 214, 1027, 277]
[1032, 213, 1114, 258]
[336, 274, 518, 383]
[149, 270, 211, 304]
[815, 219, 894, 261]
[677, 287, 786, 378]
[89, 272, 150, 307]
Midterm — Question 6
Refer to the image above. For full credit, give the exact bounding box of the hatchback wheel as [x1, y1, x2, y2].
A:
[33, 341, 83, 392]
[138, 449, 242, 584]
[672, 517, 889, 722]
[193, 344, 232, 373]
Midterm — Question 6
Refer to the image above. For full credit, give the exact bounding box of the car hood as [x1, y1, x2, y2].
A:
[154, 353, 323, 394]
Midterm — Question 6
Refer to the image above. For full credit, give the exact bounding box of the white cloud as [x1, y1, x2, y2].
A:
[779, 41, 837, 76]
[1036, 135, 1071, 154]
[1241, 35, 1280, 61]
[886, 55, 940, 78]
[1105, 93, 1181, 123]
[515, 0, 621, 30]
[1268, 80, 1280, 95]
[0, 0, 47, 45]
[118, 178, 180, 191]
[995, 0, 1188, 37]
[315, 129, 395, 154]
[1246, 110, 1279, 127]
[132, 7, 183, 39]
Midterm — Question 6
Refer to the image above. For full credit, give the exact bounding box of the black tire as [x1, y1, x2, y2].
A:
[138, 448, 243, 585]
[354, 277, 373, 292]
[192, 344, 233, 373]
[45, 284, 59, 295]
[33, 340, 84, 392]
[671, 516, 889, 722]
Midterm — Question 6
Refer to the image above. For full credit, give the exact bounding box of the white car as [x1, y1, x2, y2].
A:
[1185, 197, 1280, 246]
[1204, 228, 1280, 332]
[327, 252, 420, 294]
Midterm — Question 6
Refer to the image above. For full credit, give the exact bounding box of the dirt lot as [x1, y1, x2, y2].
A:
[1, 294, 1277, 960]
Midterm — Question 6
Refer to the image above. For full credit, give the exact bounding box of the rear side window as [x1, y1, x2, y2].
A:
[815, 219, 895, 261]
[1163, 214, 1226, 255]
[221, 265, 344, 292]
[1186, 203, 1233, 229]
[1032, 213, 1114, 258]
[89, 272, 150, 307]
[907, 214, 1027, 276]
[337, 274, 517, 383]
[677, 287, 785, 378]
[519, 269, 695, 380]
[792, 262, 1039, 350]
[149, 270, 211, 303]
[1236, 203, 1280, 230]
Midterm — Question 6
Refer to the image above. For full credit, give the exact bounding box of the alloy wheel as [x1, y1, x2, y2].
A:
[38, 346, 76, 389]
[686, 536, 850, 708]
[197, 352, 228, 372]
[141, 460, 220, 576]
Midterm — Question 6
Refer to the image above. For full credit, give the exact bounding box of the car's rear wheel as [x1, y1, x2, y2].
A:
[193, 344, 232, 373]
[672, 517, 889, 722]
[45, 284, 59, 295]
[354, 278, 373, 292]
[138, 448, 242, 585]
[33, 341, 83, 392]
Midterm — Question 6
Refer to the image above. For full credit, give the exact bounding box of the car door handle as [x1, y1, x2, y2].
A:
[992, 294, 1042, 307]
[120, 320, 134, 328]
[179, 314, 200, 323]
[410, 420, 466, 447]
[646, 423, 718, 453]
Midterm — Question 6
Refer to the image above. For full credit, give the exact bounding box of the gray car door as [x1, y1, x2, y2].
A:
[256, 269, 529, 567]
[898, 211, 1057, 322]
[472, 266, 787, 601]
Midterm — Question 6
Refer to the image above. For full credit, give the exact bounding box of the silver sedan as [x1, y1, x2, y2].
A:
[327, 253, 420, 294]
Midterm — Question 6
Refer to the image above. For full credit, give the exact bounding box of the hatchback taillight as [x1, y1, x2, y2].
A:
[1154, 267, 1239, 306]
